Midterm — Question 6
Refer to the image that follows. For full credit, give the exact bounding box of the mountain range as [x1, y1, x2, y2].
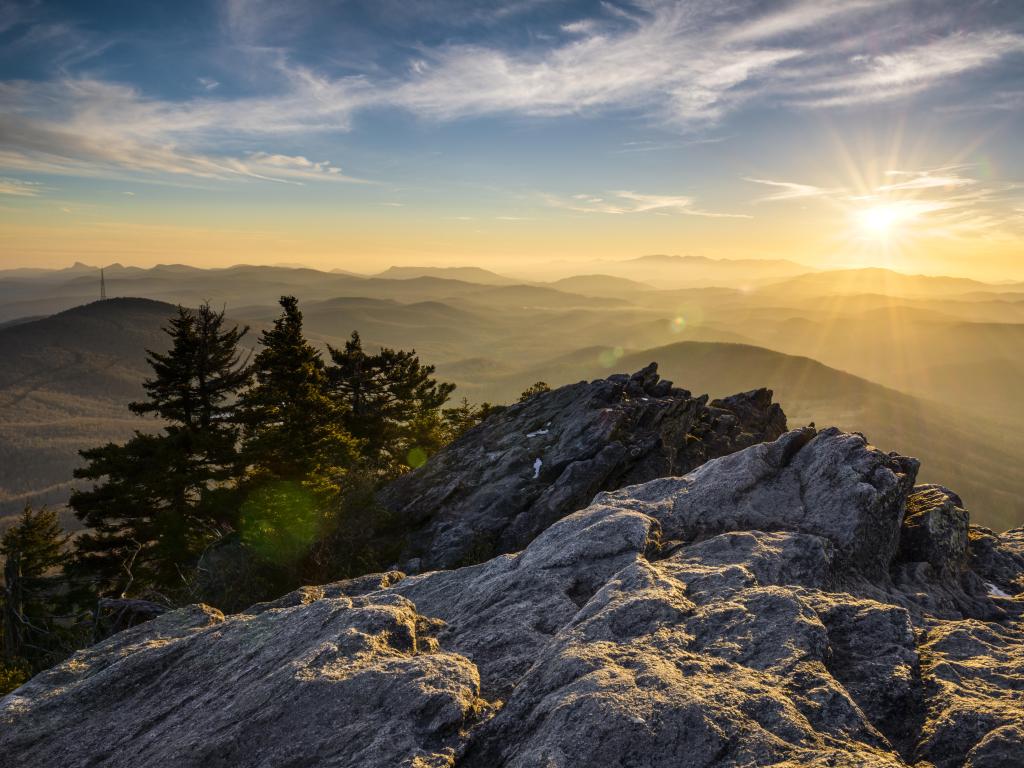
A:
[2, 264, 1023, 533]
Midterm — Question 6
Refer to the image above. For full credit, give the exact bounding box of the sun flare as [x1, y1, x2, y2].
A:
[855, 203, 911, 239]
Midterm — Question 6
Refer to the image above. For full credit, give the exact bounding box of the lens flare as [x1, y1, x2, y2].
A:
[240, 481, 320, 564]
[598, 346, 625, 368]
[406, 447, 428, 468]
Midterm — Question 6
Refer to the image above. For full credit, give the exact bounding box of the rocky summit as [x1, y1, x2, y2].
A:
[380, 363, 788, 571]
[2, 377, 1023, 767]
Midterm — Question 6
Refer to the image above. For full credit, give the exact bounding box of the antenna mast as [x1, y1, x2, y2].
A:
[100, 267, 107, 300]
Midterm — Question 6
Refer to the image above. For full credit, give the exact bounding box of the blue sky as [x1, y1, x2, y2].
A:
[1, 1, 1023, 277]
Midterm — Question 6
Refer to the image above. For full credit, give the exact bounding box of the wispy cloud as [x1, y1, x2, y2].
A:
[0, 177, 41, 196]
[726, 0, 888, 43]
[0, 0, 1021, 187]
[544, 190, 749, 218]
[745, 178, 842, 202]
[0, 2, 28, 35]
[613, 136, 731, 154]
[384, 4, 799, 124]
[877, 168, 978, 192]
[0, 79, 368, 183]
[377, 1, 1022, 125]
[789, 31, 1024, 108]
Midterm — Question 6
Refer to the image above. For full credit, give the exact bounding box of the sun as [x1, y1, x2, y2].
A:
[853, 202, 917, 241]
[859, 205, 899, 235]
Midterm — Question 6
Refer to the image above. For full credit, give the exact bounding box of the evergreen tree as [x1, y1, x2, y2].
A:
[1, 506, 70, 671]
[518, 381, 551, 402]
[69, 433, 186, 594]
[131, 303, 251, 434]
[235, 297, 359, 577]
[68, 304, 251, 597]
[238, 296, 357, 484]
[443, 397, 504, 441]
[327, 331, 455, 473]
[130, 303, 251, 526]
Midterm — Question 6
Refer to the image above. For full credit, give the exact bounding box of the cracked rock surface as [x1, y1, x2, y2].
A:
[379, 363, 787, 571]
[3, 391, 1022, 767]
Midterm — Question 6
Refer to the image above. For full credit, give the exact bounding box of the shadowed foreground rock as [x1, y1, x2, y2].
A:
[380, 363, 787, 570]
[3, 427, 1023, 767]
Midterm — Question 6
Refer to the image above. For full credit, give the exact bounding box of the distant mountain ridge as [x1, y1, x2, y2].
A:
[0, 299, 180, 521]
[373, 265, 521, 285]
[2, 262, 1023, 534]
[548, 274, 656, 296]
[560, 253, 820, 288]
[768, 267, 1024, 297]
[630, 253, 814, 269]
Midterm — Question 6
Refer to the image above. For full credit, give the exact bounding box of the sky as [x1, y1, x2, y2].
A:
[1, 0, 1023, 280]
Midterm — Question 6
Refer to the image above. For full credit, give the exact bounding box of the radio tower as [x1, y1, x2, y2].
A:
[100, 267, 107, 300]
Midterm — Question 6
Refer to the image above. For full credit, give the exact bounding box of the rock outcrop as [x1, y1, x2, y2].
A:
[379, 363, 787, 570]
[3, 423, 1022, 767]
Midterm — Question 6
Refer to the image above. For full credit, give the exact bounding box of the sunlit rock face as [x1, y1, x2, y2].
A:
[379, 363, 788, 571]
[3, 427, 1023, 767]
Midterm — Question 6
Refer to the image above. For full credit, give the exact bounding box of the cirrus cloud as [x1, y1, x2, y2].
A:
[0, 0, 1022, 187]
[544, 189, 750, 218]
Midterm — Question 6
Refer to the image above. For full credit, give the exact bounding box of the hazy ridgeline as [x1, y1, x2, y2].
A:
[1, 259, 1023, 534]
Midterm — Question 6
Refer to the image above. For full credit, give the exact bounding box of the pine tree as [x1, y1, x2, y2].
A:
[69, 433, 186, 594]
[235, 297, 359, 574]
[327, 331, 455, 473]
[130, 303, 252, 526]
[239, 296, 357, 484]
[518, 381, 551, 402]
[1, 506, 70, 671]
[68, 303, 251, 597]
[443, 397, 503, 441]
[131, 303, 250, 434]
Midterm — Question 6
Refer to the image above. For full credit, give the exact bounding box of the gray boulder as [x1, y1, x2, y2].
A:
[1, 597, 487, 768]
[898, 485, 970, 579]
[3, 426, 1022, 767]
[379, 364, 787, 570]
[597, 426, 919, 581]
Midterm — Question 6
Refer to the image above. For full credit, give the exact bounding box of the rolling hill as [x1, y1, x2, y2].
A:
[373, 266, 521, 285]
[765, 267, 1024, 298]
[0, 264, 634, 323]
[0, 299, 178, 521]
[548, 274, 656, 297]
[569, 254, 817, 288]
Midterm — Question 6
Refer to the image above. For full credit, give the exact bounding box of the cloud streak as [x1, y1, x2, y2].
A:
[745, 178, 843, 202]
[544, 190, 750, 218]
[0, 1, 1022, 186]
[0, 78, 367, 184]
[789, 31, 1024, 108]
[0, 177, 41, 196]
